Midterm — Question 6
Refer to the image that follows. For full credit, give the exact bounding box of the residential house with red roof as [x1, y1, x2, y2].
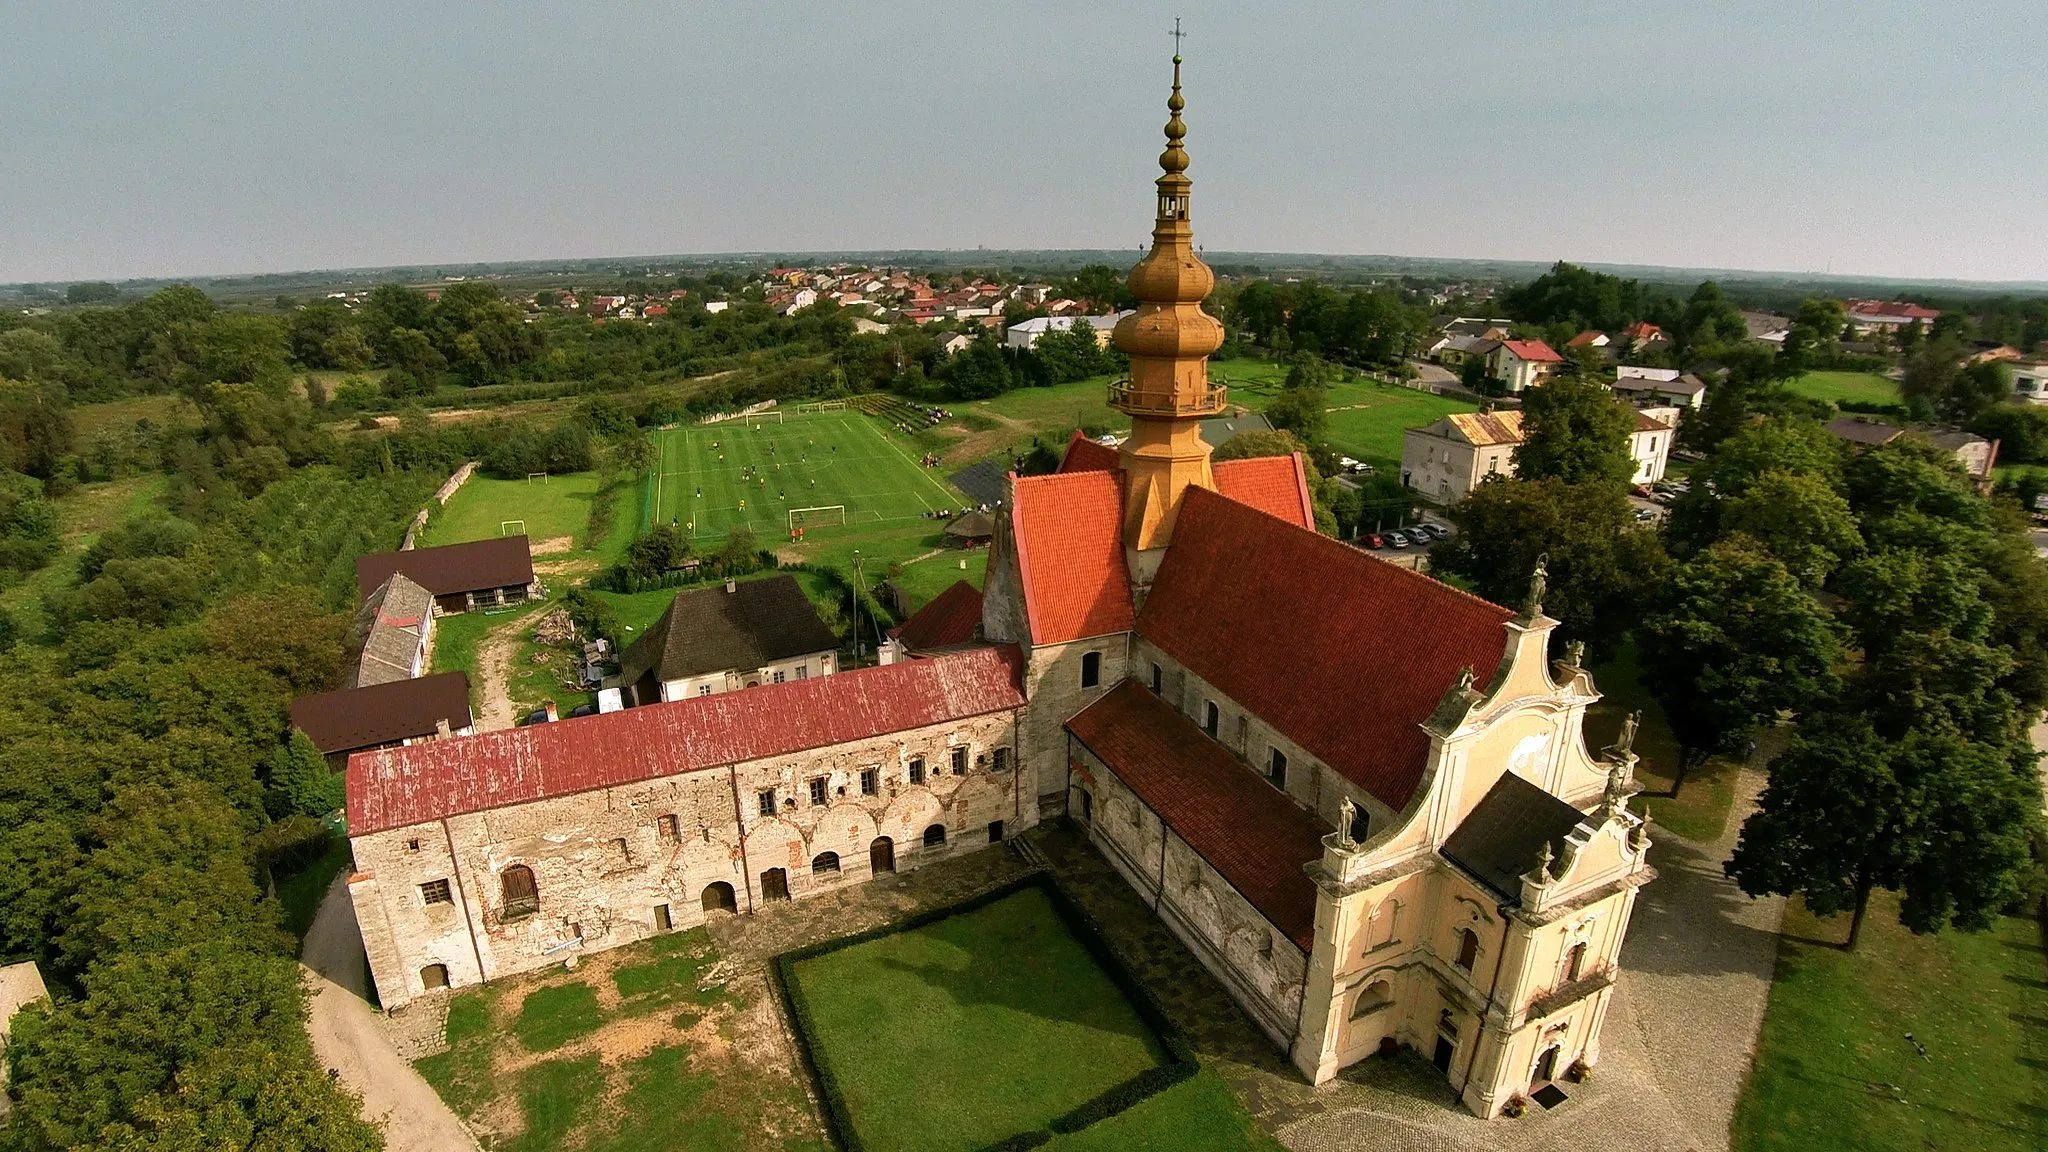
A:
[1487, 339, 1564, 393]
[339, 59, 1653, 1120]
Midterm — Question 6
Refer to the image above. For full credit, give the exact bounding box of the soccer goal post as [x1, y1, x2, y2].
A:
[789, 505, 847, 532]
[500, 519, 526, 536]
[798, 399, 850, 413]
[526, 472, 547, 483]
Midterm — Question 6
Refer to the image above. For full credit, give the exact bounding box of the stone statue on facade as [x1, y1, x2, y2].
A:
[1523, 553, 1549, 620]
[1337, 797, 1357, 849]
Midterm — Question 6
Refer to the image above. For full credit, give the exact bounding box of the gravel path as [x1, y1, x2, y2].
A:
[473, 618, 522, 732]
[301, 876, 481, 1152]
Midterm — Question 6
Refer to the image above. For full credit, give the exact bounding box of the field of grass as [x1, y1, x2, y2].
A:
[892, 549, 986, 612]
[786, 886, 1175, 1152]
[417, 929, 822, 1152]
[426, 473, 604, 553]
[647, 411, 967, 544]
[1732, 892, 2047, 1152]
[1789, 370, 1899, 407]
[1, 473, 168, 637]
[69, 394, 199, 438]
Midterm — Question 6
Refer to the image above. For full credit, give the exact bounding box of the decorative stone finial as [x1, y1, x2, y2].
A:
[1523, 553, 1549, 620]
[1533, 839, 1555, 882]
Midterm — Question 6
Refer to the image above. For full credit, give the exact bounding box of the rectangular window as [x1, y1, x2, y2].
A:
[991, 747, 1010, 774]
[795, 666, 808, 680]
[908, 758, 925, 785]
[758, 789, 777, 816]
[809, 778, 827, 806]
[697, 684, 712, 697]
[860, 768, 878, 795]
[1081, 650, 1101, 688]
[1203, 701, 1219, 738]
[951, 746, 968, 775]
[1269, 748, 1288, 788]
[405, 838, 422, 853]
[653, 904, 672, 931]
[1150, 662, 1163, 692]
[420, 879, 452, 905]
[657, 814, 679, 841]
[773, 670, 786, 684]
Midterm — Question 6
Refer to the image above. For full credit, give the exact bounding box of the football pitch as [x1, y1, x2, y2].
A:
[645, 411, 969, 541]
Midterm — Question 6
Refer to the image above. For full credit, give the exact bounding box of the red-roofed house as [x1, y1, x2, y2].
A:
[1487, 339, 1564, 393]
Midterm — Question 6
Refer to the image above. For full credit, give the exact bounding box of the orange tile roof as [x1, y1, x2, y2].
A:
[1010, 470, 1134, 645]
[1140, 486, 1514, 809]
[892, 580, 983, 651]
[1213, 454, 1315, 530]
[1500, 339, 1563, 363]
[1067, 682, 1326, 950]
[1058, 430, 1120, 473]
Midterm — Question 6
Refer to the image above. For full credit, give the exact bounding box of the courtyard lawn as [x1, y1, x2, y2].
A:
[1732, 892, 2048, 1152]
[786, 885, 1172, 1152]
[1789, 370, 1899, 407]
[647, 411, 967, 544]
[416, 929, 827, 1152]
[892, 548, 987, 612]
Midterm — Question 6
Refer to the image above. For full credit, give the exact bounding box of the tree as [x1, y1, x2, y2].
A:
[1727, 714, 2038, 948]
[266, 730, 344, 818]
[65, 281, 120, 305]
[1265, 355, 1330, 443]
[1213, 428, 1308, 462]
[1718, 471, 1861, 586]
[1637, 540, 1843, 795]
[1433, 477, 1667, 655]
[1898, 336, 1966, 421]
[1677, 280, 1747, 350]
[1512, 374, 1635, 487]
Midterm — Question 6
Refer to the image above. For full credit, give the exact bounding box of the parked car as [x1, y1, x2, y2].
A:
[520, 709, 551, 726]
[568, 702, 597, 718]
[1634, 508, 1658, 522]
[1418, 523, 1450, 540]
[1387, 530, 1411, 548]
[1363, 533, 1384, 549]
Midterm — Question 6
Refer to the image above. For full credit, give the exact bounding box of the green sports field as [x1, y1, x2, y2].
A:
[646, 410, 969, 541]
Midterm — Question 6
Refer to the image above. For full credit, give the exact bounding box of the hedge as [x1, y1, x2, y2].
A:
[771, 871, 1198, 1152]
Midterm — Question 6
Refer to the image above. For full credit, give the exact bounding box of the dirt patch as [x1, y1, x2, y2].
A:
[936, 412, 1035, 467]
[531, 535, 575, 555]
[474, 618, 524, 732]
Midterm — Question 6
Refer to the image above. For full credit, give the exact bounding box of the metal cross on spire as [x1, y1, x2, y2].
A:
[1171, 16, 1185, 58]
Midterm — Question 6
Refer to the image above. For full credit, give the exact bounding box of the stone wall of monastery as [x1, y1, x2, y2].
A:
[349, 707, 1019, 1009]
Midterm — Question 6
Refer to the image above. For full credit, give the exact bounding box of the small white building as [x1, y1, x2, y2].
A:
[1612, 366, 1708, 410]
[1401, 411, 1524, 503]
[1629, 408, 1681, 486]
[2012, 359, 2048, 405]
[1487, 340, 1563, 393]
[1004, 311, 1132, 350]
[933, 332, 973, 357]
[617, 575, 840, 705]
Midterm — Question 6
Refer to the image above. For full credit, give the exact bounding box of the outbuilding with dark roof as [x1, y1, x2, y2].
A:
[291, 671, 475, 768]
[616, 574, 840, 705]
[355, 536, 540, 614]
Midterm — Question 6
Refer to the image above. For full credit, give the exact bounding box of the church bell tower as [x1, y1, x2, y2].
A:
[1111, 49, 1227, 562]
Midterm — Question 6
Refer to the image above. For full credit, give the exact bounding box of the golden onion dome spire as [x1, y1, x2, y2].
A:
[1160, 54, 1189, 177]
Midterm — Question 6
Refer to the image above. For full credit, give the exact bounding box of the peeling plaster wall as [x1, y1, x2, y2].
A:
[349, 708, 1018, 1009]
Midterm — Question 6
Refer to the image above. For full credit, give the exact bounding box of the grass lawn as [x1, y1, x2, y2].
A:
[893, 548, 986, 611]
[1732, 891, 2048, 1152]
[426, 472, 604, 554]
[1789, 370, 1899, 407]
[647, 411, 966, 544]
[416, 928, 825, 1152]
[1583, 639, 1740, 843]
[786, 885, 1173, 1152]
[69, 394, 199, 438]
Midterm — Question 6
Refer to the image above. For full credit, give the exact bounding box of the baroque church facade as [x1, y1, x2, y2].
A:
[341, 57, 1652, 1118]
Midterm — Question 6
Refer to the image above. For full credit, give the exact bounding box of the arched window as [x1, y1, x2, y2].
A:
[1565, 940, 1589, 983]
[812, 851, 841, 875]
[1351, 979, 1392, 1017]
[1455, 927, 1479, 972]
[500, 865, 539, 918]
[923, 823, 947, 847]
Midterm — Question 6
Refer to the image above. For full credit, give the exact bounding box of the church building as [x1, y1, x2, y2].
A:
[340, 54, 1652, 1119]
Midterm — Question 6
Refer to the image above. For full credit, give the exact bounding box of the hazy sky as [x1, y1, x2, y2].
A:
[6, 2, 2044, 284]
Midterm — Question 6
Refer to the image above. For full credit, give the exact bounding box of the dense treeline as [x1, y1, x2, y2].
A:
[1223, 280, 1428, 366]
[1433, 361, 2047, 949]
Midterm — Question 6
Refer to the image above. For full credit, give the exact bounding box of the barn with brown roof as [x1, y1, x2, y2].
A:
[355, 536, 540, 614]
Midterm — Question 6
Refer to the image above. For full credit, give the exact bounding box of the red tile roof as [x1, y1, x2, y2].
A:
[1213, 454, 1315, 530]
[892, 580, 983, 651]
[1009, 470, 1134, 645]
[345, 647, 1024, 835]
[1067, 683, 1326, 950]
[1058, 430, 1120, 473]
[1565, 331, 1605, 348]
[1500, 339, 1563, 363]
[1622, 321, 1664, 340]
[1140, 486, 1513, 809]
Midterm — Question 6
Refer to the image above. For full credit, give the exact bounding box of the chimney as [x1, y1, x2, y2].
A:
[544, 699, 558, 722]
[435, 717, 452, 739]
[725, 578, 737, 593]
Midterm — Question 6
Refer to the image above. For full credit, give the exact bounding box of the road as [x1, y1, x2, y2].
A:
[301, 875, 480, 1152]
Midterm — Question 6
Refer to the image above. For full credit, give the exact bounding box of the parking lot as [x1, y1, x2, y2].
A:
[1353, 519, 1454, 559]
